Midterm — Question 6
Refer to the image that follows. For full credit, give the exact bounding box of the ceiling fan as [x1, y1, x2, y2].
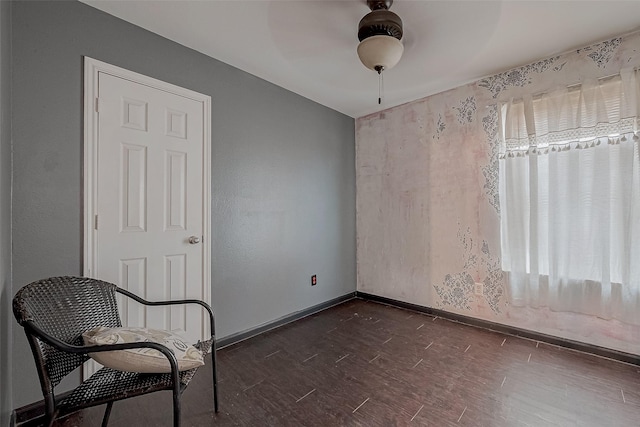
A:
[356, 0, 404, 104]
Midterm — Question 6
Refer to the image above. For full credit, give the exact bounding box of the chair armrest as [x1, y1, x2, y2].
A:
[115, 287, 215, 339]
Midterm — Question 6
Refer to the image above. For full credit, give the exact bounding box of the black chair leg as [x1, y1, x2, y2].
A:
[102, 402, 113, 427]
[173, 389, 181, 427]
[212, 347, 219, 413]
[44, 393, 56, 427]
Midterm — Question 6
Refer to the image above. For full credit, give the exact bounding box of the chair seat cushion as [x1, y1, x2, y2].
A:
[82, 326, 204, 373]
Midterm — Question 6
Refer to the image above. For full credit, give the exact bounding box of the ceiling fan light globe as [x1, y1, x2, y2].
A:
[357, 35, 404, 72]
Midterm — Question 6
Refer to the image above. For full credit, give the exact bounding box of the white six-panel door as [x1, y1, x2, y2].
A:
[84, 58, 211, 376]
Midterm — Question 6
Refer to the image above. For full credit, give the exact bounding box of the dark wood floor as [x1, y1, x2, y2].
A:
[53, 299, 639, 426]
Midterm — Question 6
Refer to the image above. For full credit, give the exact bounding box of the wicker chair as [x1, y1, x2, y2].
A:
[13, 276, 218, 427]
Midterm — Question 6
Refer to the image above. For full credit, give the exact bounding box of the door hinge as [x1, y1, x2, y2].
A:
[94, 214, 98, 230]
[95, 97, 100, 113]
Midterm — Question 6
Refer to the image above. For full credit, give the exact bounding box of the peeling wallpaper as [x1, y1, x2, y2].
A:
[356, 29, 640, 355]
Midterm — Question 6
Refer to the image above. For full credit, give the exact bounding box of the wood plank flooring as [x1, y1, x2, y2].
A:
[52, 299, 640, 426]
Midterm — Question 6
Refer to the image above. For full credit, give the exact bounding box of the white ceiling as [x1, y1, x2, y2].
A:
[81, 0, 640, 118]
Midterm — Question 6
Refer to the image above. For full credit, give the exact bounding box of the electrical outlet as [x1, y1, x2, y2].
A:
[311, 275, 317, 286]
[474, 282, 484, 296]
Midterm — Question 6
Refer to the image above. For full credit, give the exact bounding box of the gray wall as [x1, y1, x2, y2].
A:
[12, 0, 356, 407]
[1, 0, 13, 424]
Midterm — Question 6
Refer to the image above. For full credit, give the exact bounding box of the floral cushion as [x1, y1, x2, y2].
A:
[82, 326, 204, 373]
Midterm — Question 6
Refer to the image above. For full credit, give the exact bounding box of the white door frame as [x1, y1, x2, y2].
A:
[83, 56, 212, 311]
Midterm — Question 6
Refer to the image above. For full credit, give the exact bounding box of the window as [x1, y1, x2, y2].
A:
[499, 68, 640, 324]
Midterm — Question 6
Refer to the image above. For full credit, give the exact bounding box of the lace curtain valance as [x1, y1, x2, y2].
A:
[499, 68, 639, 157]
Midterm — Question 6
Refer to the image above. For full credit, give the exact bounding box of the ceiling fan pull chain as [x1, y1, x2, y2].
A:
[381, 70, 384, 104]
[376, 65, 384, 105]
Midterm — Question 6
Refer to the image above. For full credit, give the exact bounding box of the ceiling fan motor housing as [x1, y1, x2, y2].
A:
[358, 0, 403, 42]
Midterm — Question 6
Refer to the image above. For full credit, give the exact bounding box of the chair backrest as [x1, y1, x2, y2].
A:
[13, 276, 122, 391]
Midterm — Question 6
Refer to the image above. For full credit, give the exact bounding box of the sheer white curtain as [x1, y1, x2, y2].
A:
[499, 68, 640, 325]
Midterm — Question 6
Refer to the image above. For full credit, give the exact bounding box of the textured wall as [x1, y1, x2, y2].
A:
[12, 1, 355, 407]
[357, 30, 640, 355]
[0, 0, 12, 423]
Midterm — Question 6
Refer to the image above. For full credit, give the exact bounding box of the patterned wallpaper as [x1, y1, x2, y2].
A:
[356, 29, 640, 354]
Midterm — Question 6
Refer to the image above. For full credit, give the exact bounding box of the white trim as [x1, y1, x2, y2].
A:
[83, 56, 212, 332]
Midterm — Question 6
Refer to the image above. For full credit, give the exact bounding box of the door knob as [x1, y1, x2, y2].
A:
[188, 236, 201, 244]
